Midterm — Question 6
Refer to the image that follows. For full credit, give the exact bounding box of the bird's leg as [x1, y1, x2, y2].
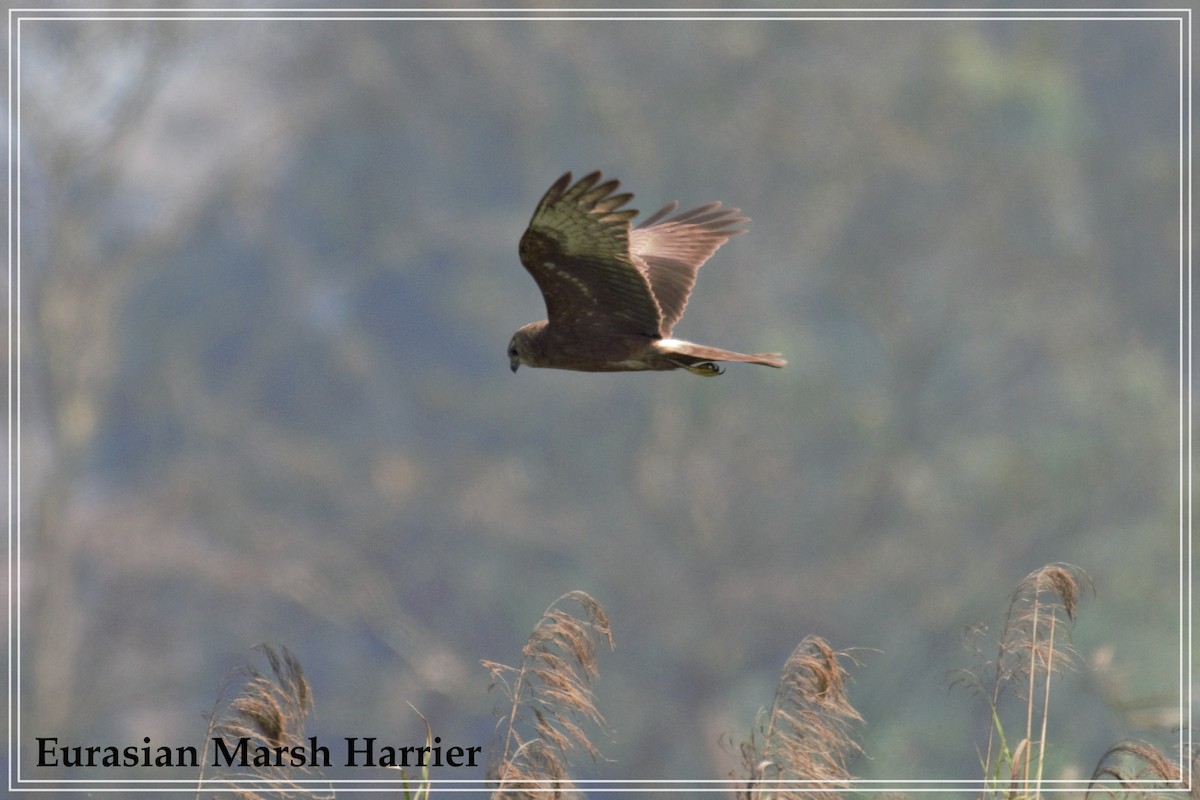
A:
[684, 362, 724, 377]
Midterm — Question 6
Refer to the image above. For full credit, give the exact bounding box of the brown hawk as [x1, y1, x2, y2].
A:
[508, 171, 786, 376]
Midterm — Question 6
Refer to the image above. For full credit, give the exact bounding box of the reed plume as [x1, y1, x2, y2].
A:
[736, 636, 864, 800]
[951, 563, 1093, 798]
[1087, 740, 1198, 799]
[196, 644, 330, 800]
[483, 591, 614, 800]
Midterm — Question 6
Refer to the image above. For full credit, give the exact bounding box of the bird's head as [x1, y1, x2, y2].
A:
[507, 322, 544, 373]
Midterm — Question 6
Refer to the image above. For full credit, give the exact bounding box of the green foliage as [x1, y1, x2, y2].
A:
[397, 707, 434, 800]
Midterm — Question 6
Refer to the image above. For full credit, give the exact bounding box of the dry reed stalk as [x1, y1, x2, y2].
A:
[1086, 740, 1197, 799]
[950, 563, 1092, 799]
[483, 591, 613, 800]
[736, 636, 864, 800]
[196, 644, 331, 800]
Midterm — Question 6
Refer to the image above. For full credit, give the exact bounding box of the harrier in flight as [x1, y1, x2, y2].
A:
[508, 171, 786, 376]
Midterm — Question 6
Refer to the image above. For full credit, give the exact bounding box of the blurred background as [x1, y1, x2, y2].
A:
[14, 7, 1188, 795]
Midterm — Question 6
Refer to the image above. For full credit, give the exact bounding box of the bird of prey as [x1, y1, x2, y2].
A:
[508, 171, 786, 376]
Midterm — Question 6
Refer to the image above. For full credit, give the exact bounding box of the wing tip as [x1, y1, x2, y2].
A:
[637, 200, 750, 233]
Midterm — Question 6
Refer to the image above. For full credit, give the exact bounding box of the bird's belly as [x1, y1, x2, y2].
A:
[541, 332, 664, 372]
[605, 359, 658, 371]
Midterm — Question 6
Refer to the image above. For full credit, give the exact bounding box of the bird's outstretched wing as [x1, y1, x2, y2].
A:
[519, 171, 663, 337]
[630, 200, 748, 337]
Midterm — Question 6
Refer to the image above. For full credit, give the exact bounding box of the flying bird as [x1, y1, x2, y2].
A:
[508, 171, 786, 376]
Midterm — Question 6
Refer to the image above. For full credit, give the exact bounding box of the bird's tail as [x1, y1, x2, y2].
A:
[661, 339, 787, 375]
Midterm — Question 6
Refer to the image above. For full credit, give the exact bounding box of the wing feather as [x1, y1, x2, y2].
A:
[519, 171, 663, 337]
[630, 200, 748, 336]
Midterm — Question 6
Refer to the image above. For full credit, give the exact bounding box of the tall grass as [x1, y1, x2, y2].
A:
[735, 636, 864, 800]
[483, 590, 614, 799]
[951, 563, 1094, 798]
[196, 644, 332, 800]
[192, 564, 1187, 800]
[1086, 740, 1198, 798]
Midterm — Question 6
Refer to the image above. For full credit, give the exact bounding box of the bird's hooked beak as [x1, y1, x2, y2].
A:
[509, 350, 520, 373]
